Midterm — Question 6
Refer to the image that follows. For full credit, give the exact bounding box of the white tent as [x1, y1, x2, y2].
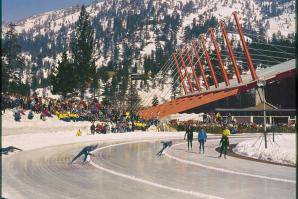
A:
[168, 113, 204, 122]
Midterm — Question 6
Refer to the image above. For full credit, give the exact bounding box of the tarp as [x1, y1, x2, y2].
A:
[168, 113, 204, 122]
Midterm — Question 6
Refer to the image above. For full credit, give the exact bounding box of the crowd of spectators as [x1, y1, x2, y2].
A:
[2, 93, 294, 134]
[1, 93, 160, 133]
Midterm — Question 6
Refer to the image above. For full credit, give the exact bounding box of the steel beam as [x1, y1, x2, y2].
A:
[232, 11, 258, 81]
[200, 35, 219, 88]
[209, 28, 230, 86]
[173, 53, 187, 94]
[220, 20, 243, 83]
[185, 48, 201, 92]
[178, 49, 194, 93]
[191, 40, 210, 90]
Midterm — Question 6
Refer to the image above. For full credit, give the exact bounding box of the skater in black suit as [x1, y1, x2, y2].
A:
[156, 140, 173, 156]
[71, 144, 98, 163]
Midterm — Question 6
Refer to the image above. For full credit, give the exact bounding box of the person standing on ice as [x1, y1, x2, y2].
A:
[27, 110, 34, 120]
[219, 125, 230, 159]
[90, 122, 95, 135]
[156, 140, 172, 156]
[198, 128, 207, 154]
[71, 144, 98, 163]
[184, 121, 194, 150]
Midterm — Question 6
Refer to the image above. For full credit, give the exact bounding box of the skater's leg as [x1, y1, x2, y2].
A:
[219, 146, 223, 157]
[199, 141, 202, 153]
[156, 146, 166, 156]
[190, 140, 192, 150]
[202, 141, 205, 153]
[223, 145, 227, 158]
[83, 153, 88, 162]
[71, 152, 83, 163]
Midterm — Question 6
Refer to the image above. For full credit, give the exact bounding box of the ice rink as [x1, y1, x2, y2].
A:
[2, 135, 295, 199]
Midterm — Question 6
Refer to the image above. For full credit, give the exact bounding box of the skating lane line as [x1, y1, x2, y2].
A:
[89, 140, 224, 199]
[165, 142, 295, 184]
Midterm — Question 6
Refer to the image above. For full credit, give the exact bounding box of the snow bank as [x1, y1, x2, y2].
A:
[2, 110, 91, 135]
[2, 131, 185, 152]
[2, 110, 185, 151]
[233, 134, 296, 166]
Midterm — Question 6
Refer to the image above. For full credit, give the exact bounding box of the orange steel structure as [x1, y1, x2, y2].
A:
[178, 49, 194, 93]
[138, 68, 295, 120]
[185, 48, 201, 92]
[173, 53, 187, 94]
[200, 35, 219, 88]
[220, 20, 243, 83]
[192, 40, 209, 90]
[137, 12, 295, 120]
[232, 11, 258, 81]
[208, 28, 230, 86]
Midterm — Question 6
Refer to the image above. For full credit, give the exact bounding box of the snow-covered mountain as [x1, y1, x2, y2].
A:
[2, 0, 296, 105]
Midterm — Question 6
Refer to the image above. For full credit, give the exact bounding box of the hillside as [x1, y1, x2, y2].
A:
[2, 0, 296, 107]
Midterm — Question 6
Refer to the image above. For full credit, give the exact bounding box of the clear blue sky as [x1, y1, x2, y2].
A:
[2, 0, 95, 22]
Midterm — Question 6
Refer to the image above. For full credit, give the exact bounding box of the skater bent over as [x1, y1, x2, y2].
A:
[71, 144, 98, 163]
[184, 122, 194, 150]
[156, 140, 172, 156]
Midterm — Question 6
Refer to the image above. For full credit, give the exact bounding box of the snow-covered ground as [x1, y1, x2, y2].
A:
[233, 134, 296, 166]
[3, 110, 295, 167]
[2, 110, 185, 151]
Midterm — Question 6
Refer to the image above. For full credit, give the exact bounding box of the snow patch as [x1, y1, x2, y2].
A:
[233, 134, 296, 166]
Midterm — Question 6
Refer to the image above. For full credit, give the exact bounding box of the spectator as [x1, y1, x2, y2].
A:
[28, 111, 34, 120]
[184, 121, 194, 150]
[90, 122, 95, 135]
[198, 128, 207, 154]
[219, 125, 230, 159]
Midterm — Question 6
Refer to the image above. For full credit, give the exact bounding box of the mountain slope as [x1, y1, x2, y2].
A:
[2, 0, 296, 105]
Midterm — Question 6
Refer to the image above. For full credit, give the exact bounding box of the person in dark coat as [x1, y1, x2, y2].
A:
[156, 140, 173, 156]
[90, 122, 95, 135]
[184, 122, 194, 150]
[71, 144, 98, 163]
[1, 146, 22, 155]
[28, 111, 34, 120]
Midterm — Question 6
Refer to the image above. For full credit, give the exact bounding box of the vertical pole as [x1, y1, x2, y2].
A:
[192, 40, 209, 90]
[185, 48, 201, 92]
[232, 12, 258, 81]
[263, 86, 267, 148]
[220, 20, 243, 84]
[178, 49, 194, 93]
[200, 35, 219, 88]
[272, 118, 275, 142]
[173, 53, 187, 95]
[209, 28, 229, 86]
[269, 116, 272, 126]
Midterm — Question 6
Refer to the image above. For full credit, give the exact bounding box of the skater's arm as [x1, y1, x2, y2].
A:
[12, 146, 22, 151]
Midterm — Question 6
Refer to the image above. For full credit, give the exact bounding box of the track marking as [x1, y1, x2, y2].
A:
[165, 142, 295, 184]
[90, 140, 224, 199]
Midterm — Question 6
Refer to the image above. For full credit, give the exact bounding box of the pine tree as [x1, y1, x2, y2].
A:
[152, 95, 159, 106]
[31, 74, 39, 91]
[90, 66, 99, 100]
[127, 79, 141, 110]
[102, 81, 112, 105]
[70, 5, 95, 99]
[2, 23, 26, 94]
[50, 51, 75, 98]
